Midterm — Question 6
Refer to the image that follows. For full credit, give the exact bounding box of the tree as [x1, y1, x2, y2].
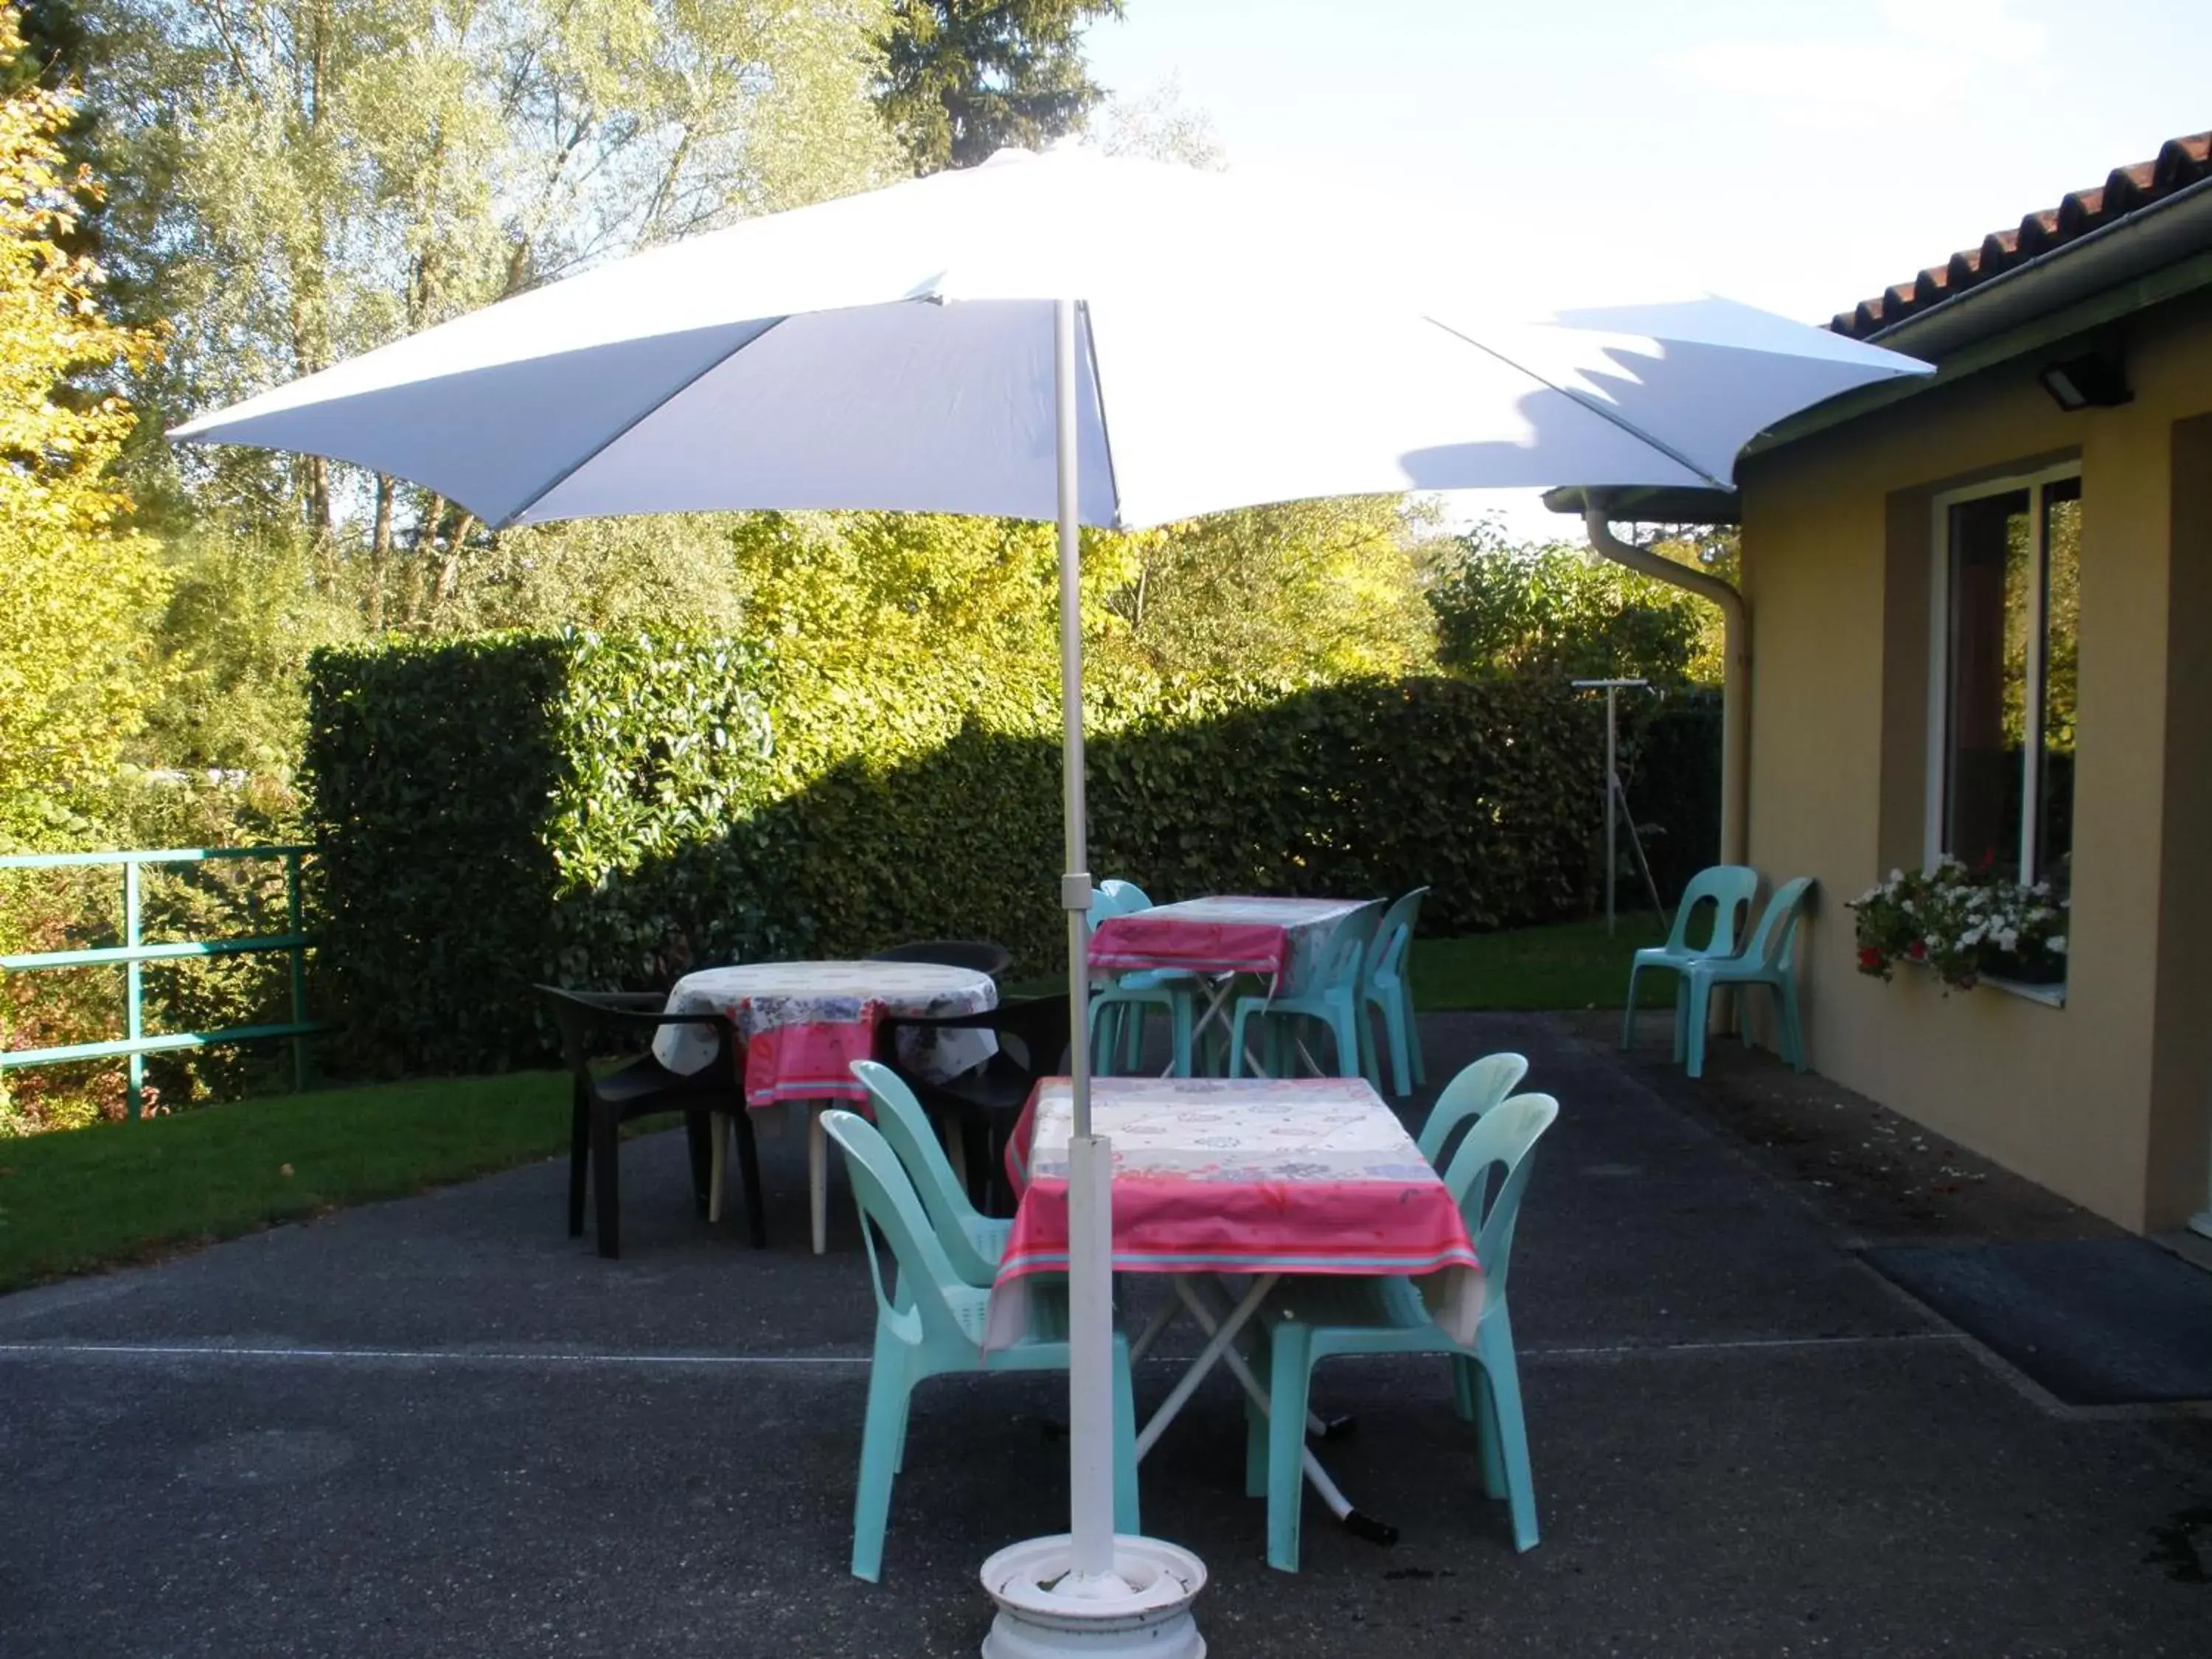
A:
[875, 0, 1119, 174]
[1427, 518, 1713, 686]
[142, 524, 366, 773]
[0, 7, 167, 845]
[1097, 498, 1438, 684]
[1088, 76, 1219, 169]
[85, 0, 900, 546]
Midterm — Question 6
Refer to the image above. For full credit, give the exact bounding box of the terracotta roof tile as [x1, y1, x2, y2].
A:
[1832, 132, 2212, 338]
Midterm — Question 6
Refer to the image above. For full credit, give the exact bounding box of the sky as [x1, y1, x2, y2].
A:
[1082, 0, 2212, 537]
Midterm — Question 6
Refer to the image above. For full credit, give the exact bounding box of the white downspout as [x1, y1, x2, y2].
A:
[1582, 502, 1750, 869]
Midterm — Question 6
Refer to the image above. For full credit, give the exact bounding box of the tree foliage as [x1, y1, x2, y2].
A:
[1426, 518, 1721, 686]
[1088, 75, 1220, 168]
[86, 0, 900, 530]
[875, 0, 1118, 174]
[0, 9, 167, 845]
[1098, 498, 1437, 683]
[143, 525, 367, 773]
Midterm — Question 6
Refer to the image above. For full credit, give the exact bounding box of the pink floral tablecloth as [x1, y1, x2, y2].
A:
[986, 1076, 1482, 1348]
[653, 961, 995, 1108]
[1087, 896, 1371, 992]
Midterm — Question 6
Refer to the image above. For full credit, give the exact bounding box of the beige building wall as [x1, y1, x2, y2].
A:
[1735, 290, 2212, 1231]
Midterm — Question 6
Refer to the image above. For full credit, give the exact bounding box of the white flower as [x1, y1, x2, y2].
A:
[2049, 935, 2067, 956]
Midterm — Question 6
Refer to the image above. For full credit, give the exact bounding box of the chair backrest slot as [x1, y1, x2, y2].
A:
[1440, 1091, 1559, 1306]
[1317, 900, 1386, 991]
[1745, 877, 1815, 968]
[1363, 886, 1428, 989]
[851, 1060, 998, 1285]
[1416, 1050, 1531, 1166]
[821, 1110, 974, 1347]
[1669, 865, 1761, 957]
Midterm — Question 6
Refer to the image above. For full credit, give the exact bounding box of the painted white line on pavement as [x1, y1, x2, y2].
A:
[0, 1329, 1958, 1369]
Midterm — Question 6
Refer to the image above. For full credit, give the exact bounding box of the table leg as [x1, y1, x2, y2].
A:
[1173, 1278, 1396, 1554]
[709, 1111, 728, 1224]
[808, 1102, 828, 1256]
[1170, 976, 1240, 1079]
[1136, 1273, 1278, 1460]
[942, 1117, 967, 1183]
[1127, 1288, 1186, 1365]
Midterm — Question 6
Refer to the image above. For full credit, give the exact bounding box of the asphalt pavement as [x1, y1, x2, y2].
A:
[3, 1012, 2205, 1657]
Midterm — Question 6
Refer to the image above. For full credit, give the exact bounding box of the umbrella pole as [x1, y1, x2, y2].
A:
[1054, 298, 1118, 1586]
[974, 299, 1203, 1659]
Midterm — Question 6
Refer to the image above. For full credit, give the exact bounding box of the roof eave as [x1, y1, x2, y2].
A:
[1728, 184, 2212, 465]
[1542, 484, 1741, 526]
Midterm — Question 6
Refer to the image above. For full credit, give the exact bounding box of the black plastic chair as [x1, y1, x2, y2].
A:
[866, 938, 1015, 980]
[536, 987, 766, 1257]
[877, 994, 1072, 1214]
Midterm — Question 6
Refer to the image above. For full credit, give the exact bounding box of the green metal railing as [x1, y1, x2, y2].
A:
[0, 846, 321, 1119]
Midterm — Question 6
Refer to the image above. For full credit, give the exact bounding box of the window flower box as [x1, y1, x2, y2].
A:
[1849, 858, 2067, 995]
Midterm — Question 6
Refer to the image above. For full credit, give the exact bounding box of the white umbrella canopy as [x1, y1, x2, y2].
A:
[172, 144, 1930, 1649]
[173, 146, 1927, 532]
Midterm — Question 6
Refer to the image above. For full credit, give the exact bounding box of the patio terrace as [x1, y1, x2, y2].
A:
[2, 1012, 2206, 1656]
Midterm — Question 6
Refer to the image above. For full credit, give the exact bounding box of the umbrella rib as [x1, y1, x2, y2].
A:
[493, 314, 793, 528]
[1420, 314, 1731, 492]
[1077, 300, 1126, 529]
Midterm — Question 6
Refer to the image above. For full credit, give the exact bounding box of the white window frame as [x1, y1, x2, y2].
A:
[1923, 462, 2082, 883]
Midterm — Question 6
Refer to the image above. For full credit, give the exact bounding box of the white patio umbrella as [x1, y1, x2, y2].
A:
[173, 145, 1929, 1654]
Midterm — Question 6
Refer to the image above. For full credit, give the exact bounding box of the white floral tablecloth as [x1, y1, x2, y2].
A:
[987, 1075, 1482, 1347]
[654, 961, 996, 1107]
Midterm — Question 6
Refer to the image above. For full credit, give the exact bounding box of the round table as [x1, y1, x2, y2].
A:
[655, 960, 998, 1252]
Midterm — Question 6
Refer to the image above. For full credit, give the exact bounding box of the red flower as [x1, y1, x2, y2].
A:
[1858, 947, 1884, 970]
[1907, 941, 1927, 961]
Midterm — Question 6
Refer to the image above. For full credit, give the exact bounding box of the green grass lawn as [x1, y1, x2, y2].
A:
[0, 1070, 570, 1293]
[0, 914, 1674, 1294]
[1411, 912, 1672, 1012]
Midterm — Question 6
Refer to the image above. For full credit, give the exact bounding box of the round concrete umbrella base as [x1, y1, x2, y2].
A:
[979, 1534, 1207, 1659]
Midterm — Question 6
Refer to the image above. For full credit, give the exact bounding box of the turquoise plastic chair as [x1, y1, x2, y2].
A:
[1416, 1050, 1530, 1171]
[1680, 877, 1814, 1080]
[1359, 887, 1429, 1096]
[849, 1060, 1008, 1287]
[1227, 900, 1385, 1080]
[1088, 879, 1202, 1077]
[1252, 1092, 1559, 1571]
[821, 1109, 1141, 1582]
[1619, 864, 1761, 1057]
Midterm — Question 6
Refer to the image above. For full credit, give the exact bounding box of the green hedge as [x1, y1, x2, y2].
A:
[304, 631, 1661, 1075]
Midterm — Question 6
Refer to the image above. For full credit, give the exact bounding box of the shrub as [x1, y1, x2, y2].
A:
[0, 771, 306, 1127]
[302, 630, 1646, 1076]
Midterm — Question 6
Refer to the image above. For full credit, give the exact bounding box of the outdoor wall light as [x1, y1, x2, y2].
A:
[2039, 350, 2132, 411]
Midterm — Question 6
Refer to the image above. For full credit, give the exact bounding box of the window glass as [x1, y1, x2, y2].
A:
[1944, 488, 2031, 880]
[2039, 476, 2081, 904]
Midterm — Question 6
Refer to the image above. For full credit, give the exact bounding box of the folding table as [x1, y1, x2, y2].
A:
[1087, 895, 1372, 1071]
[986, 1075, 1484, 1554]
[656, 960, 995, 1252]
